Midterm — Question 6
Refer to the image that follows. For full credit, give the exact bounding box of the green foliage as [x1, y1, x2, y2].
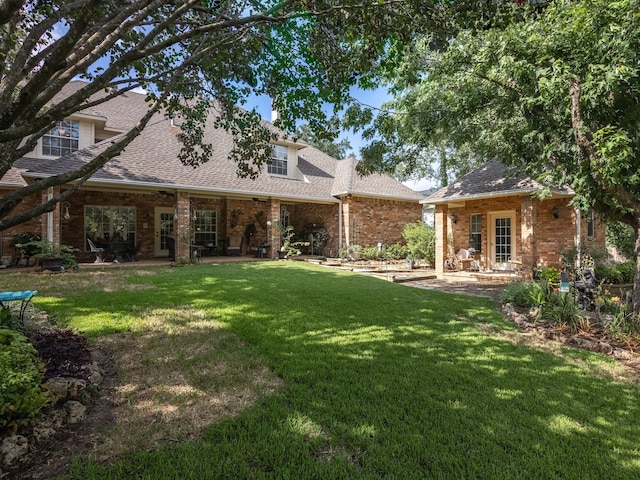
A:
[540, 291, 583, 331]
[502, 280, 583, 329]
[596, 261, 637, 284]
[294, 124, 353, 159]
[9, 232, 41, 256]
[3, 0, 490, 232]
[605, 310, 640, 342]
[271, 222, 306, 259]
[359, 0, 640, 274]
[9, 263, 640, 478]
[402, 222, 436, 265]
[355, 244, 409, 261]
[595, 265, 623, 285]
[359, 246, 382, 260]
[0, 328, 48, 428]
[606, 221, 636, 261]
[560, 244, 606, 274]
[617, 262, 637, 284]
[535, 266, 560, 287]
[500, 281, 544, 308]
[18, 240, 79, 271]
[384, 243, 409, 260]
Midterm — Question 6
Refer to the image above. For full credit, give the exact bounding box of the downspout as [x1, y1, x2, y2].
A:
[47, 187, 54, 242]
[575, 208, 582, 269]
[338, 198, 343, 251]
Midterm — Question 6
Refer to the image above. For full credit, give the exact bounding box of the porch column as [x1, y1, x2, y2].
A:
[342, 195, 351, 247]
[520, 197, 536, 280]
[174, 192, 191, 261]
[42, 187, 62, 243]
[268, 199, 281, 259]
[435, 204, 448, 277]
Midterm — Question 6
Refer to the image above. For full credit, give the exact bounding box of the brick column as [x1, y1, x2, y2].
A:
[520, 197, 536, 280]
[174, 192, 191, 261]
[435, 204, 448, 277]
[268, 199, 281, 259]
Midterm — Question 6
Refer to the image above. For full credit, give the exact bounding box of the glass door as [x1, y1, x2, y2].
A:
[489, 211, 515, 270]
[155, 207, 175, 257]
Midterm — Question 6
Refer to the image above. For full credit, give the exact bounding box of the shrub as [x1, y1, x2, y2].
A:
[18, 239, 79, 271]
[384, 243, 409, 260]
[9, 232, 41, 257]
[0, 328, 48, 428]
[606, 221, 636, 261]
[595, 265, 623, 284]
[500, 282, 543, 308]
[617, 262, 636, 284]
[359, 246, 381, 261]
[540, 291, 582, 331]
[595, 262, 636, 284]
[537, 266, 560, 286]
[402, 222, 435, 266]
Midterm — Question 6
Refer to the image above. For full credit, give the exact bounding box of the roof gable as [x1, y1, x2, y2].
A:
[7, 83, 422, 203]
[424, 159, 574, 204]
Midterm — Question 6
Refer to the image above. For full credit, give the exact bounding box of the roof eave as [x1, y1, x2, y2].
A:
[22, 173, 341, 204]
[422, 188, 574, 205]
[333, 190, 423, 203]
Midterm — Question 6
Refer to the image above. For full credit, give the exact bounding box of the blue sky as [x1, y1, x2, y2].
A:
[244, 87, 435, 192]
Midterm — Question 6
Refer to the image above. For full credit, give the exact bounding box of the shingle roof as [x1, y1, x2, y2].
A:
[424, 159, 574, 204]
[5, 83, 422, 203]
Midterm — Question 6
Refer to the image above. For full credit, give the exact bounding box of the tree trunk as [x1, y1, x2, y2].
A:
[634, 226, 640, 315]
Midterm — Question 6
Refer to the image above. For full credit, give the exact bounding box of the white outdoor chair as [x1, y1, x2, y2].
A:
[87, 238, 105, 263]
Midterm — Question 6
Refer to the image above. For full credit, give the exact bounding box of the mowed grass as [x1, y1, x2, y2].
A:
[3, 262, 640, 479]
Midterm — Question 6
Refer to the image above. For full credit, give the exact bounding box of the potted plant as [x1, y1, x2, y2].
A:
[16, 240, 79, 272]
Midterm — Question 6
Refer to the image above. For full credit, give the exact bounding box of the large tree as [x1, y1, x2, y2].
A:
[294, 123, 353, 159]
[356, 0, 640, 311]
[0, 0, 523, 231]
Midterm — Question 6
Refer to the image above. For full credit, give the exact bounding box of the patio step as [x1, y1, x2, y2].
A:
[443, 271, 520, 285]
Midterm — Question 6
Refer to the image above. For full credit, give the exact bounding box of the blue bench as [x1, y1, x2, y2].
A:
[0, 290, 38, 323]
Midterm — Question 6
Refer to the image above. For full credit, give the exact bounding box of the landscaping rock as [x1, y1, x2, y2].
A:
[511, 313, 530, 327]
[502, 303, 515, 314]
[64, 401, 87, 424]
[1, 435, 28, 468]
[593, 341, 614, 355]
[568, 337, 593, 349]
[40, 408, 69, 428]
[613, 349, 636, 361]
[32, 426, 57, 444]
[43, 377, 87, 403]
[89, 361, 103, 386]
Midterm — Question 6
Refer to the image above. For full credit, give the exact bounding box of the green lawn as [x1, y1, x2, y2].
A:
[3, 262, 640, 479]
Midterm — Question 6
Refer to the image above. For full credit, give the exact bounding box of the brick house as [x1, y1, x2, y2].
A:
[1, 82, 423, 264]
[424, 159, 606, 279]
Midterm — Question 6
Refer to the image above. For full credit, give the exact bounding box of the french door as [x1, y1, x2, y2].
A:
[154, 207, 174, 257]
[489, 211, 516, 271]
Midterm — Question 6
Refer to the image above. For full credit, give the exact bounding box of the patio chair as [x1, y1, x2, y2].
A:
[227, 236, 243, 255]
[87, 238, 105, 263]
[456, 248, 477, 272]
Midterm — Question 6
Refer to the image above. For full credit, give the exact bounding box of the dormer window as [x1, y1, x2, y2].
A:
[42, 120, 79, 156]
[268, 145, 288, 176]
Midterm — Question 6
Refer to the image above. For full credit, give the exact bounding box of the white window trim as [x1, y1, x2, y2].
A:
[268, 144, 289, 177]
